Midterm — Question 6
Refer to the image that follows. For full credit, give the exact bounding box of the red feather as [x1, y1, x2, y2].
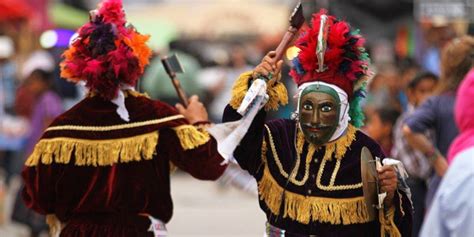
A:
[289, 8, 370, 98]
[59, 0, 151, 100]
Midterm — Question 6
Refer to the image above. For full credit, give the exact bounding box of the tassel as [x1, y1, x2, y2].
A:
[229, 71, 253, 110]
[172, 125, 210, 150]
[379, 207, 402, 237]
[229, 71, 288, 111]
[264, 81, 288, 111]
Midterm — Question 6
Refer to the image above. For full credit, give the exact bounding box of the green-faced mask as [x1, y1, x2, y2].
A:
[298, 84, 341, 145]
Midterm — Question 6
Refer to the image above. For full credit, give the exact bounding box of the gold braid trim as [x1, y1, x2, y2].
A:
[316, 158, 363, 191]
[229, 71, 288, 111]
[172, 125, 210, 150]
[87, 90, 150, 98]
[25, 132, 159, 167]
[45, 115, 184, 132]
[261, 139, 268, 164]
[258, 166, 370, 225]
[379, 206, 402, 237]
[264, 125, 315, 186]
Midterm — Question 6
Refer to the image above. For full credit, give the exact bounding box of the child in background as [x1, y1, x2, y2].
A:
[391, 72, 438, 237]
[364, 107, 400, 155]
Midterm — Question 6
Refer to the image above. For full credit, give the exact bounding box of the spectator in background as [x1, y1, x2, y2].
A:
[0, 35, 20, 185]
[12, 68, 63, 237]
[366, 66, 402, 112]
[391, 72, 438, 237]
[0, 36, 17, 114]
[403, 36, 474, 207]
[397, 58, 421, 112]
[208, 44, 253, 122]
[364, 107, 400, 155]
[420, 68, 474, 237]
[419, 18, 457, 76]
[22, 69, 63, 157]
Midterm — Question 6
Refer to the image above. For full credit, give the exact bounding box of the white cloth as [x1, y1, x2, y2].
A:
[207, 79, 268, 164]
[110, 84, 136, 122]
[147, 215, 168, 236]
[296, 81, 349, 142]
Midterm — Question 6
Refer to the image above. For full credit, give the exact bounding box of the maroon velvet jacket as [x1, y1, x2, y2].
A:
[22, 92, 226, 236]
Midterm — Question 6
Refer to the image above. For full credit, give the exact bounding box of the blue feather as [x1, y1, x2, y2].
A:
[292, 57, 305, 75]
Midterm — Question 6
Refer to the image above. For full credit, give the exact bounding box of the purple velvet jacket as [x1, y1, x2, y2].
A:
[223, 105, 412, 237]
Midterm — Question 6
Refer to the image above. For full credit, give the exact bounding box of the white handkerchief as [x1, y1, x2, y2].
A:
[207, 79, 268, 164]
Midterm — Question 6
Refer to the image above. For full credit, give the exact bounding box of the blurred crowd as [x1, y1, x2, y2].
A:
[0, 0, 473, 236]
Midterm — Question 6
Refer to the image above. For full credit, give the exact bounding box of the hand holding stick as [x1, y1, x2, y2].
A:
[161, 54, 189, 107]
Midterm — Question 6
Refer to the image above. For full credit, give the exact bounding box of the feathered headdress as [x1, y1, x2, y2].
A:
[290, 9, 371, 127]
[60, 0, 152, 100]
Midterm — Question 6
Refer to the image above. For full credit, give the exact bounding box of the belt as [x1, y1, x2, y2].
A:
[265, 222, 318, 237]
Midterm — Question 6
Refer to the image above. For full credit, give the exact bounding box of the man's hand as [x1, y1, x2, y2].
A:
[252, 51, 283, 81]
[175, 95, 208, 124]
[377, 165, 398, 207]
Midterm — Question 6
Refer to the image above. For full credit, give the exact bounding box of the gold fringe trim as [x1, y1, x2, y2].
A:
[265, 80, 288, 111]
[258, 166, 370, 225]
[25, 132, 159, 167]
[172, 125, 210, 150]
[229, 71, 288, 111]
[229, 71, 252, 110]
[296, 124, 357, 161]
[379, 207, 402, 237]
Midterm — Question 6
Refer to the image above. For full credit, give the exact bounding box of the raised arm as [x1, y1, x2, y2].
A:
[222, 52, 287, 175]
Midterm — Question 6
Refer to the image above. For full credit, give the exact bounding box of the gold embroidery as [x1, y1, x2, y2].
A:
[258, 165, 370, 225]
[45, 115, 184, 132]
[264, 125, 316, 186]
[316, 158, 363, 191]
[265, 124, 358, 188]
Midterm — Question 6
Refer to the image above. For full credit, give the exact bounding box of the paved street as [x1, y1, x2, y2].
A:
[168, 172, 265, 237]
